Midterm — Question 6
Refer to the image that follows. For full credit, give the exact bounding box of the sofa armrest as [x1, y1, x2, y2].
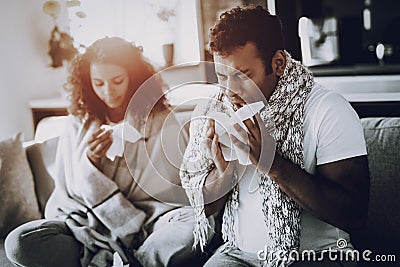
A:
[24, 138, 57, 215]
[22, 116, 68, 214]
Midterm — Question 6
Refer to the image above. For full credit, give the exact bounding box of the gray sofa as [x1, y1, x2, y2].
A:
[0, 115, 399, 266]
[351, 117, 400, 265]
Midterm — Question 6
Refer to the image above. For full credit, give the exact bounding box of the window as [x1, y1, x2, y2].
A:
[68, 0, 200, 67]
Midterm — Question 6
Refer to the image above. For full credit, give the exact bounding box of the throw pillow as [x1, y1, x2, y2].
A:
[0, 133, 41, 238]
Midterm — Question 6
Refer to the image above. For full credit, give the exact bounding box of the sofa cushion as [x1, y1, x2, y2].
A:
[351, 118, 400, 257]
[25, 138, 57, 214]
[0, 133, 41, 238]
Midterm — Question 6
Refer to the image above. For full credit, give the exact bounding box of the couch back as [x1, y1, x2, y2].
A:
[351, 117, 400, 257]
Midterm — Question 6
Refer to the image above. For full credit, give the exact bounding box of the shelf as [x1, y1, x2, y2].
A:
[315, 75, 400, 102]
[310, 64, 400, 77]
[29, 98, 69, 109]
[29, 97, 69, 131]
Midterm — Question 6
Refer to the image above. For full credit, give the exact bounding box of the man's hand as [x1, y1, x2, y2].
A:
[87, 128, 113, 170]
[203, 119, 235, 216]
[229, 114, 276, 174]
[205, 119, 232, 177]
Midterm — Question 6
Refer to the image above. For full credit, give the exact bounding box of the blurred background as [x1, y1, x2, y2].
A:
[0, 0, 399, 140]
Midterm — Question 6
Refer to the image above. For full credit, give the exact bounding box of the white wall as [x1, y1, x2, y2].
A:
[0, 0, 69, 141]
[0, 0, 207, 141]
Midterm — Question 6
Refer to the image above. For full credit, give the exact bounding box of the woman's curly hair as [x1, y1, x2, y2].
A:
[64, 37, 168, 124]
[209, 5, 284, 74]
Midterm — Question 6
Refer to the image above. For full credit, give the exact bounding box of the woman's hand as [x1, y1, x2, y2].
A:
[86, 128, 113, 170]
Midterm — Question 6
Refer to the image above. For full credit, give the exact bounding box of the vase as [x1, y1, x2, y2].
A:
[162, 43, 174, 67]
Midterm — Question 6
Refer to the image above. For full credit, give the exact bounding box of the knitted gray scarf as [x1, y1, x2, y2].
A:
[181, 51, 314, 266]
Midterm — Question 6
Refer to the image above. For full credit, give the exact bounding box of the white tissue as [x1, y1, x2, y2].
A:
[209, 101, 264, 165]
[112, 252, 129, 267]
[101, 122, 142, 161]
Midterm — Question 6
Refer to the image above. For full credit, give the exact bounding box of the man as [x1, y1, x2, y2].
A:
[180, 5, 370, 267]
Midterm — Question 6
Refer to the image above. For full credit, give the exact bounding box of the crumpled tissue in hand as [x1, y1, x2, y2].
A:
[207, 101, 264, 165]
[101, 122, 142, 161]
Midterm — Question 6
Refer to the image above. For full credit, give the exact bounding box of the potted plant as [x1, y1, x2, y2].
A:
[153, 2, 177, 67]
[43, 0, 78, 68]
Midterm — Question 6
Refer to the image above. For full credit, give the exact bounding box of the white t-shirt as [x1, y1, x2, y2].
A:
[235, 83, 367, 253]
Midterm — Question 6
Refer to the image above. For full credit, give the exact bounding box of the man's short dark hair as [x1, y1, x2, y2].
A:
[209, 5, 284, 74]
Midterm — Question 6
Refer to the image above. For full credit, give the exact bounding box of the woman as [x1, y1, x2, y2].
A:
[5, 37, 214, 267]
